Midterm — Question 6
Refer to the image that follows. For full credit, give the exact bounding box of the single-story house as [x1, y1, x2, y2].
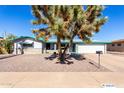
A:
[12, 36, 111, 54]
[0, 37, 3, 41]
[107, 39, 124, 52]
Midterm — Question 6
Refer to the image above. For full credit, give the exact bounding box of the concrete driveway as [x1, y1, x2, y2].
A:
[0, 54, 124, 88]
[84, 54, 124, 72]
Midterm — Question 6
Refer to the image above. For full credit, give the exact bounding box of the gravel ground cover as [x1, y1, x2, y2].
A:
[0, 54, 110, 72]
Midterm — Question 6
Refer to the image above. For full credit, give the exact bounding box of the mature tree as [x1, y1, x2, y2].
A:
[0, 38, 7, 54]
[0, 33, 16, 54]
[31, 5, 107, 63]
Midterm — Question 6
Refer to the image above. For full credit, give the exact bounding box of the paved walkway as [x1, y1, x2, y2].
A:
[0, 72, 124, 88]
[84, 54, 124, 72]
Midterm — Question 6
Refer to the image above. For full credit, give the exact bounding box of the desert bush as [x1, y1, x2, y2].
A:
[0, 47, 7, 54]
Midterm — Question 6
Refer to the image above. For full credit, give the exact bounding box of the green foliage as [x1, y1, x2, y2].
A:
[31, 5, 107, 62]
[31, 5, 107, 42]
[5, 34, 16, 53]
[0, 34, 16, 54]
[0, 47, 7, 54]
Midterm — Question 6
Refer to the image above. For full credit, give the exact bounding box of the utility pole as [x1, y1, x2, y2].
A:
[2, 31, 7, 39]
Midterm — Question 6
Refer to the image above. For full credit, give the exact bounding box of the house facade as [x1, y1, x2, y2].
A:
[13, 37, 43, 54]
[0, 37, 3, 41]
[107, 39, 124, 52]
[13, 36, 111, 54]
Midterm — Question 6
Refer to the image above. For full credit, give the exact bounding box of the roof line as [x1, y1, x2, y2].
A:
[12, 36, 112, 44]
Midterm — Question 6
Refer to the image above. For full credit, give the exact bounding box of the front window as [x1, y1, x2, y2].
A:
[46, 43, 50, 50]
[112, 44, 115, 46]
[22, 43, 33, 48]
[117, 43, 121, 46]
[61, 43, 66, 50]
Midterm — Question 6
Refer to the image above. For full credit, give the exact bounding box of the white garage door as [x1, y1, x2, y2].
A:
[77, 44, 105, 54]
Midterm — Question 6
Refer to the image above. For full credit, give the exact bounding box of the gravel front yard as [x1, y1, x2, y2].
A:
[0, 54, 110, 72]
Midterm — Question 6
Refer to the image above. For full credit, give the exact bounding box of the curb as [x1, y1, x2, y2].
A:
[0, 54, 19, 60]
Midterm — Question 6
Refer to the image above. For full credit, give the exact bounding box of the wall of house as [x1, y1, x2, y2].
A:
[42, 43, 55, 53]
[23, 39, 42, 49]
[44, 43, 70, 54]
[24, 39, 33, 43]
[23, 48, 42, 54]
[33, 41, 42, 48]
[107, 43, 124, 52]
[13, 43, 22, 54]
[76, 44, 106, 54]
[13, 39, 43, 54]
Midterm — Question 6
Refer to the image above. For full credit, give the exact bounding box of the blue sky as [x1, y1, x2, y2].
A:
[0, 5, 124, 41]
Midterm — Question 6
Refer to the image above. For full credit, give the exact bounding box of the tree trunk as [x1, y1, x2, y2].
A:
[60, 35, 75, 64]
[60, 46, 69, 64]
[57, 36, 62, 55]
[57, 36, 62, 62]
[63, 34, 75, 55]
[57, 34, 75, 64]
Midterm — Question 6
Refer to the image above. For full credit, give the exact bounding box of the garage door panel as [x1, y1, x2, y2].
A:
[77, 45, 105, 53]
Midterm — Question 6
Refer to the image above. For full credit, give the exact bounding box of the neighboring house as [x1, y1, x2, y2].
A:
[0, 37, 3, 41]
[13, 36, 111, 54]
[107, 39, 124, 52]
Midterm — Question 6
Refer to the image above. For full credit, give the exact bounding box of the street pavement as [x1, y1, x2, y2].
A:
[0, 72, 124, 88]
